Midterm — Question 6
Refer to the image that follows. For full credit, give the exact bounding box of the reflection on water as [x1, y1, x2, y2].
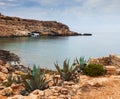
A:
[0, 33, 120, 70]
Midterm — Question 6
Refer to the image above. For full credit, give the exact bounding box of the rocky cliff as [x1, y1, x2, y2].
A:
[0, 13, 78, 37]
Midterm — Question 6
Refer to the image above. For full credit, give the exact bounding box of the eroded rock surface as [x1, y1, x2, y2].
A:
[0, 13, 79, 37]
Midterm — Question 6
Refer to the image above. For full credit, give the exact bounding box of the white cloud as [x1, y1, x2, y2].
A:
[0, 2, 5, 5]
[0, 0, 120, 32]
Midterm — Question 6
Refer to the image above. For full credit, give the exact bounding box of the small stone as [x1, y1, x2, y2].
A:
[32, 89, 40, 95]
[54, 86, 62, 93]
[2, 87, 13, 96]
[0, 65, 2, 71]
[7, 95, 24, 99]
[72, 84, 80, 90]
[116, 69, 120, 75]
[48, 96, 57, 99]
[0, 60, 3, 65]
[61, 88, 68, 95]
[59, 95, 68, 99]
[0, 72, 7, 81]
[0, 86, 5, 90]
[1, 67, 8, 74]
[37, 90, 44, 96]
[5, 62, 12, 71]
[11, 83, 21, 89]
[71, 95, 80, 99]
[105, 66, 117, 75]
[15, 70, 26, 75]
[53, 92, 59, 96]
[50, 86, 62, 93]
[44, 89, 53, 97]
[63, 81, 75, 86]
[77, 91, 82, 95]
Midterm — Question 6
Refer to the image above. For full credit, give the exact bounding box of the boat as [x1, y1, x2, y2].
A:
[28, 32, 40, 37]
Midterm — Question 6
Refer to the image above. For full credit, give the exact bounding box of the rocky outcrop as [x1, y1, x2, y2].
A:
[88, 54, 120, 69]
[6, 75, 120, 99]
[0, 50, 20, 64]
[0, 50, 30, 72]
[0, 13, 79, 37]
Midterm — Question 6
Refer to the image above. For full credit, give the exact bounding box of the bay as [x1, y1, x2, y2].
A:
[0, 32, 120, 70]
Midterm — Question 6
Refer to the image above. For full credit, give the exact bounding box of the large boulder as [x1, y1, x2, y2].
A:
[105, 66, 117, 75]
[0, 50, 20, 64]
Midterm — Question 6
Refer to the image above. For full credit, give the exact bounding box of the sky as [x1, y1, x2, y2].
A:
[0, 0, 120, 33]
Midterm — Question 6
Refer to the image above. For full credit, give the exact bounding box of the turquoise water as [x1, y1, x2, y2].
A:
[0, 32, 120, 69]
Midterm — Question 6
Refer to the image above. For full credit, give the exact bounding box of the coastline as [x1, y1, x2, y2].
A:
[0, 50, 120, 99]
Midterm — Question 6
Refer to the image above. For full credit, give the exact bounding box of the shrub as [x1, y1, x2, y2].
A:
[83, 64, 105, 77]
[55, 59, 79, 82]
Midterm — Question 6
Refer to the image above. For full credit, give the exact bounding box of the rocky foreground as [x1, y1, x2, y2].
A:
[0, 50, 120, 99]
[0, 13, 79, 37]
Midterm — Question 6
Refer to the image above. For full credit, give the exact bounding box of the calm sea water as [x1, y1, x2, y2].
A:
[0, 32, 120, 69]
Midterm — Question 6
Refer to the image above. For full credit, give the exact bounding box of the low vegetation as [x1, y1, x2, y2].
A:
[0, 56, 108, 97]
[55, 59, 79, 82]
[76, 57, 87, 73]
[83, 64, 105, 77]
[21, 65, 51, 95]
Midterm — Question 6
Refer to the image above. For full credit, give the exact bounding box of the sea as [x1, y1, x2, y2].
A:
[0, 32, 120, 70]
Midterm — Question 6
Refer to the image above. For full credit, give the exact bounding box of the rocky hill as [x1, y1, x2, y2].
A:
[0, 13, 78, 37]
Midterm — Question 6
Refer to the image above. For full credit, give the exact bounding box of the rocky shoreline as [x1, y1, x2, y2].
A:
[0, 13, 81, 37]
[0, 50, 120, 99]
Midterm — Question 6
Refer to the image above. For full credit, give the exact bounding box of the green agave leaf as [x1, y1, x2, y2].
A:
[39, 79, 51, 90]
[55, 59, 79, 81]
[33, 65, 37, 78]
[63, 59, 70, 73]
[55, 63, 63, 76]
[25, 79, 33, 92]
[23, 65, 50, 94]
[79, 57, 86, 65]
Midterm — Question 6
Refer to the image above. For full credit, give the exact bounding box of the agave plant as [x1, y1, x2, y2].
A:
[5, 74, 14, 87]
[76, 57, 87, 70]
[23, 65, 51, 93]
[55, 59, 78, 81]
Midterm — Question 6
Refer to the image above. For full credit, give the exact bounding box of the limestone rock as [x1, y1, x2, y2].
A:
[1, 67, 8, 74]
[48, 96, 57, 99]
[15, 70, 27, 75]
[0, 72, 7, 81]
[0, 65, 2, 71]
[0, 60, 3, 65]
[0, 13, 78, 37]
[44, 89, 53, 97]
[7, 95, 24, 99]
[60, 88, 68, 95]
[5, 62, 12, 71]
[63, 81, 75, 86]
[59, 95, 68, 99]
[87, 78, 109, 86]
[105, 66, 117, 75]
[31, 89, 44, 95]
[1, 87, 13, 96]
[116, 69, 120, 75]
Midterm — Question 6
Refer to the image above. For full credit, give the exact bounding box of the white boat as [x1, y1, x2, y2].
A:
[28, 32, 40, 37]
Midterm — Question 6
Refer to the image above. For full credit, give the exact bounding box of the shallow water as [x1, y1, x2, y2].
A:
[0, 32, 120, 69]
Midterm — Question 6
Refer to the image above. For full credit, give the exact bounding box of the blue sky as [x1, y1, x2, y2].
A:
[0, 0, 120, 33]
